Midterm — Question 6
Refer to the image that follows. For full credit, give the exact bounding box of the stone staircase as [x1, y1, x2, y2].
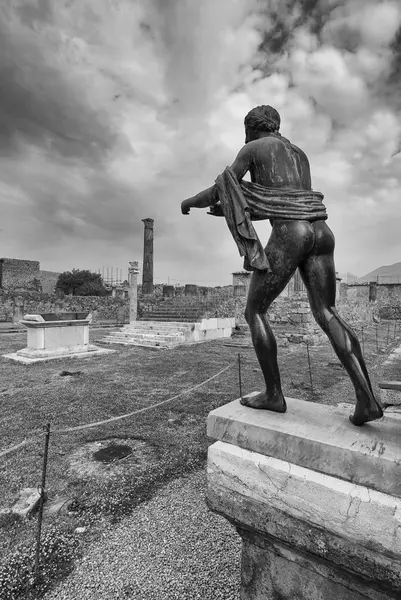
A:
[139, 298, 218, 323]
[100, 297, 235, 349]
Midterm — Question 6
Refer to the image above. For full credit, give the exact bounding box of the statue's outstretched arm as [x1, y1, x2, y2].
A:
[181, 145, 251, 215]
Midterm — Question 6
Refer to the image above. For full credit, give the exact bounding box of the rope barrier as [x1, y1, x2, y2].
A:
[0, 361, 235, 459]
[0, 439, 32, 459]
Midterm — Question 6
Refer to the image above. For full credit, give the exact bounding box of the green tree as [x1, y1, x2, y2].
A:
[56, 270, 108, 296]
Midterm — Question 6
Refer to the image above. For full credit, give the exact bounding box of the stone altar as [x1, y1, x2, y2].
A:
[4, 313, 114, 363]
[207, 395, 401, 599]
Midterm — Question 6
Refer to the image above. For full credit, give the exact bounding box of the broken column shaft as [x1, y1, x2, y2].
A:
[142, 218, 154, 295]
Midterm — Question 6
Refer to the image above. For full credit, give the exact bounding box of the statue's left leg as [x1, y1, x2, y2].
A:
[299, 221, 383, 426]
[242, 220, 315, 411]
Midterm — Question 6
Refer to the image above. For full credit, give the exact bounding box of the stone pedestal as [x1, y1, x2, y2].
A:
[207, 395, 401, 600]
[128, 261, 139, 323]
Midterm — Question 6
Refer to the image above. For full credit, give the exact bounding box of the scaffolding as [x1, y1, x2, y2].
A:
[95, 267, 126, 286]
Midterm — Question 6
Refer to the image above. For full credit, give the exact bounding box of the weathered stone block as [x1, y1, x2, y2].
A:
[217, 318, 232, 329]
[200, 318, 218, 330]
[207, 399, 401, 599]
[12, 487, 42, 517]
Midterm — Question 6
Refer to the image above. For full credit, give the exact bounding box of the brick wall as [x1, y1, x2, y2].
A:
[0, 258, 40, 289]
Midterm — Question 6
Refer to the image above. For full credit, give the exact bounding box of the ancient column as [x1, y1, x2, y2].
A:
[128, 261, 139, 323]
[142, 218, 154, 295]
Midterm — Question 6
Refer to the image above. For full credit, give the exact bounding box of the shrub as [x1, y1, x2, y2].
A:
[0, 526, 78, 600]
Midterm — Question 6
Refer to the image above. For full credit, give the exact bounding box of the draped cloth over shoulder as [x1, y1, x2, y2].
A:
[214, 166, 327, 272]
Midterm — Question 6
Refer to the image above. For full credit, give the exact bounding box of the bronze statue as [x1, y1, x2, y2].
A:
[181, 105, 383, 427]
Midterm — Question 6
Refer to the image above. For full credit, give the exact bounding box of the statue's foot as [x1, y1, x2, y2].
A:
[349, 396, 384, 427]
[240, 390, 287, 413]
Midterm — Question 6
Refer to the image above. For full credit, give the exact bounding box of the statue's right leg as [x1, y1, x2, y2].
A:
[242, 220, 315, 411]
[299, 221, 383, 426]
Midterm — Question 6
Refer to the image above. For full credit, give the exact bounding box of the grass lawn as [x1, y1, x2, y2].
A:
[0, 321, 399, 598]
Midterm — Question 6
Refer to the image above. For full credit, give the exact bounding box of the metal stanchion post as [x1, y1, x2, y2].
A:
[34, 423, 51, 584]
[238, 353, 243, 400]
[306, 340, 314, 397]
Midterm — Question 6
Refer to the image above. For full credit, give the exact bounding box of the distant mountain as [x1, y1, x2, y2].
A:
[359, 262, 401, 283]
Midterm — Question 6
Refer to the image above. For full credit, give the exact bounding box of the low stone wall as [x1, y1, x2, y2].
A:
[2, 279, 399, 330]
[0, 292, 129, 324]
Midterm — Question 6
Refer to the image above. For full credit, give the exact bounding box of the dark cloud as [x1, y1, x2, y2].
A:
[0, 7, 120, 163]
[388, 25, 401, 95]
[14, 0, 53, 28]
[254, 0, 348, 72]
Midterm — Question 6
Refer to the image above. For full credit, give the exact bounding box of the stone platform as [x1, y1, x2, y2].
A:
[4, 345, 114, 364]
[101, 318, 235, 349]
[207, 395, 401, 599]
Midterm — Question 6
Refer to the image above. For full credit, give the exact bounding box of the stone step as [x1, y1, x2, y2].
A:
[140, 317, 200, 322]
[141, 305, 211, 310]
[142, 299, 218, 305]
[140, 317, 201, 323]
[101, 337, 179, 349]
[141, 310, 203, 316]
[123, 323, 193, 332]
[136, 320, 196, 327]
[108, 332, 185, 343]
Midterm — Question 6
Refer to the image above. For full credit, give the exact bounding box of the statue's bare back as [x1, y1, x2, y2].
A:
[245, 136, 311, 192]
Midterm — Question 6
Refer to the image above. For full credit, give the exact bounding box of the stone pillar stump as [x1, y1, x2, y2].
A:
[128, 261, 139, 323]
[163, 285, 175, 298]
[233, 285, 246, 297]
[185, 284, 198, 296]
[207, 396, 401, 600]
[13, 296, 24, 324]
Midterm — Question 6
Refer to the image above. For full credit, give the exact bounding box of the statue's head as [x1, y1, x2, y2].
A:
[244, 105, 280, 143]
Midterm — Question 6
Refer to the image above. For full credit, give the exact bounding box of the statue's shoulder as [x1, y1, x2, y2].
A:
[289, 142, 310, 164]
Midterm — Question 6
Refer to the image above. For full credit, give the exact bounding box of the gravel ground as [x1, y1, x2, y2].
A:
[44, 470, 241, 600]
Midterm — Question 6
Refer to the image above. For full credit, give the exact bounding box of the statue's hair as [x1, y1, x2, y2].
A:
[244, 105, 280, 133]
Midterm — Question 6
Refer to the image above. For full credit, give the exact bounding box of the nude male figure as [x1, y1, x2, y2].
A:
[181, 105, 383, 427]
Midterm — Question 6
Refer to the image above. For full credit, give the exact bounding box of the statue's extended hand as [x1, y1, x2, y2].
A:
[181, 199, 191, 215]
[207, 202, 224, 217]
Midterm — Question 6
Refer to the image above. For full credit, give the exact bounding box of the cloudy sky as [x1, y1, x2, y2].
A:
[1, 0, 401, 285]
